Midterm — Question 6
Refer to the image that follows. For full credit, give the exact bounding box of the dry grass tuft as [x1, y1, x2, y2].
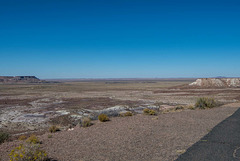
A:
[98, 114, 110, 122]
[143, 108, 157, 115]
[120, 111, 133, 117]
[195, 97, 217, 109]
[18, 135, 27, 141]
[175, 105, 184, 110]
[26, 135, 40, 144]
[49, 125, 60, 133]
[80, 117, 93, 127]
[186, 105, 195, 110]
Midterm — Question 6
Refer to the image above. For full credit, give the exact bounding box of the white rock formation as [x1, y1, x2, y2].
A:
[189, 78, 240, 87]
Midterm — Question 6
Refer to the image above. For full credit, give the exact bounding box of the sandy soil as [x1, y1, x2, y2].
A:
[0, 105, 239, 161]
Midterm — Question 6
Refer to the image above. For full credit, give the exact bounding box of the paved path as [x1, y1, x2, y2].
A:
[176, 108, 240, 161]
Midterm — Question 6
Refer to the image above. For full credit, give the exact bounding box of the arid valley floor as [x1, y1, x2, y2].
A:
[1, 79, 240, 160]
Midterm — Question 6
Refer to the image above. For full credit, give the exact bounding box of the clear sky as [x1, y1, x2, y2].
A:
[0, 0, 240, 79]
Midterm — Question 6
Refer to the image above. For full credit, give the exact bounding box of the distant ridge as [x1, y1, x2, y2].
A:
[0, 76, 43, 84]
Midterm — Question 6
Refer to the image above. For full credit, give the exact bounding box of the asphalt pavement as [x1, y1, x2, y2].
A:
[176, 108, 240, 161]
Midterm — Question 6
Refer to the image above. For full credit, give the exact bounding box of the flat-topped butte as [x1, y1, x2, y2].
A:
[0, 76, 42, 83]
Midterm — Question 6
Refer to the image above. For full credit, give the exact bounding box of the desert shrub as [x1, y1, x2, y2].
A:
[143, 108, 150, 114]
[26, 135, 40, 144]
[195, 97, 217, 109]
[18, 135, 27, 141]
[80, 117, 93, 127]
[49, 125, 60, 133]
[149, 110, 156, 115]
[48, 134, 52, 138]
[187, 105, 195, 110]
[0, 132, 9, 144]
[9, 143, 48, 161]
[98, 114, 109, 122]
[175, 106, 184, 110]
[124, 111, 133, 116]
[143, 108, 156, 115]
[120, 111, 133, 117]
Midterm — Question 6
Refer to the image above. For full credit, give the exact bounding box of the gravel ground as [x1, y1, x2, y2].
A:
[0, 106, 239, 161]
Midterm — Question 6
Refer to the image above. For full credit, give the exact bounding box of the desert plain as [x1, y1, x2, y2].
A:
[0, 78, 240, 160]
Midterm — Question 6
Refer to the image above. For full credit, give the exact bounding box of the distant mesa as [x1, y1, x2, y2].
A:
[189, 78, 240, 87]
[0, 76, 44, 84]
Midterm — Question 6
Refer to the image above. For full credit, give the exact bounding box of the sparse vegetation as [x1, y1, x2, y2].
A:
[186, 105, 195, 110]
[10, 134, 48, 160]
[18, 135, 27, 141]
[161, 105, 186, 114]
[162, 108, 175, 114]
[98, 114, 109, 122]
[9, 143, 48, 161]
[195, 97, 217, 109]
[80, 117, 93, 127]
[26, 135, 40, 144]
[175, 106, 184, 110]
[48, 134, 52, 138]
[143, 108, 156, 115]
[49, 125, 60, 133]
[0, 132, 9, 144]
[120, 111, 133, 117]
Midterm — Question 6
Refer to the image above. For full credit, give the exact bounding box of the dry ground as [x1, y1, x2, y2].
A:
[0, 79, 240, 135]
[0, 105, 239, 161]
[1, 79, 240, 160]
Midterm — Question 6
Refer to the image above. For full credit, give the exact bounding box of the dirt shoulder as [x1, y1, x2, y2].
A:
[0, 105, 239, 161]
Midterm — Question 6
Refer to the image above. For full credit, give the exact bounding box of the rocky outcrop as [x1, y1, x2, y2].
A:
[0, 76, 43, 83]
[189, 78, 240, 87]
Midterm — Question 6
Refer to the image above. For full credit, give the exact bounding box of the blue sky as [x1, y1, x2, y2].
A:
[0, 0, 240, 79]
